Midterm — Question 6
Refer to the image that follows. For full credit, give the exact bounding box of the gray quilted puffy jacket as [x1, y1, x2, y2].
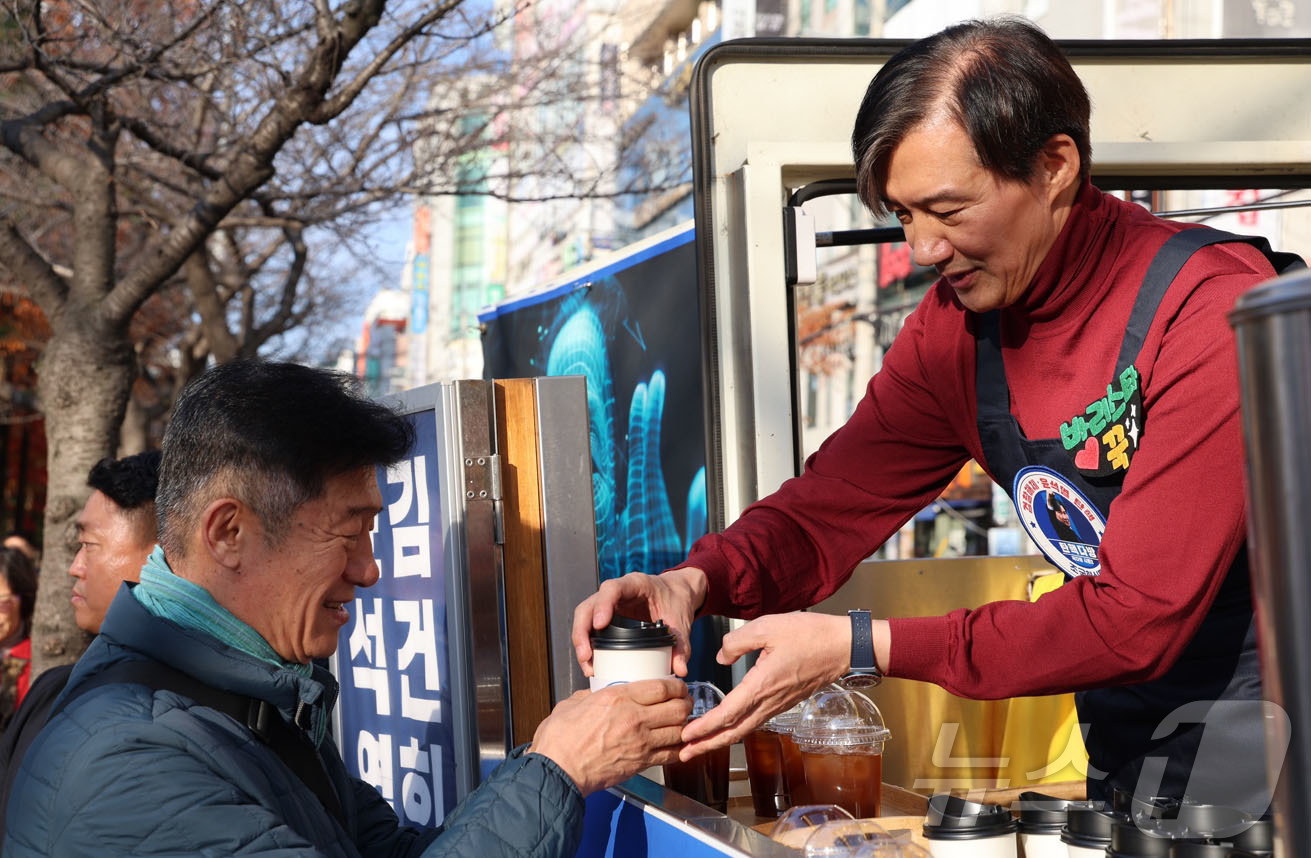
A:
[4, 587, 583, 858]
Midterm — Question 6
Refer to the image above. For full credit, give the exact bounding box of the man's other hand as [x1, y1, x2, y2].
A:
[571, 567, 707, 678]
[528, 678, 692, 796]
[679, 612, 851, 760]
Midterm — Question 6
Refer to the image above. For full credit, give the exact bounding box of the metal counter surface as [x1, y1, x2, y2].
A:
[576, 774, 798, 858]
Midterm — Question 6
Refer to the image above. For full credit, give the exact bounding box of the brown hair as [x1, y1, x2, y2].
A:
[851, 17, 1091, 215]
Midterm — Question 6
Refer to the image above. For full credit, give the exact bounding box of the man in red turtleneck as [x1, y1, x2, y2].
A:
[574, 19, 1296, 810]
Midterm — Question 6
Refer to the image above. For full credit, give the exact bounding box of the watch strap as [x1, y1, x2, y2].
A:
[848, 609, 879, 675]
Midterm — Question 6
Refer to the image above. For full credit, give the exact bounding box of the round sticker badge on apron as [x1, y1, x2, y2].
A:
[1012, 465, 1107, 576]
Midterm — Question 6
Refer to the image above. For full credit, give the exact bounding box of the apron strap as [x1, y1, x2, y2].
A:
[973, 310, 1009, 421]
[974, 226, 1304, 432]
[1114, 227, 1306, 375]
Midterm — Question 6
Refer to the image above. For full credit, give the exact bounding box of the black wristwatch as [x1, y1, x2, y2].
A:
[845, 609, 883, 688]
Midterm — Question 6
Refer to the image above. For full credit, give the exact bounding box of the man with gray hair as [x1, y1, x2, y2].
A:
[7, 359, 689, 857]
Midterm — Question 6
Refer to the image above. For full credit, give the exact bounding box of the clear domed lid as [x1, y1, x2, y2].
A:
[854, 840, 932, 858]
[769, 804, 856, 848]
[767, 701, 805, 733]
[686, 681, 724, 720]
[802, 819, 894, 857]
[792, 688, 891, 750]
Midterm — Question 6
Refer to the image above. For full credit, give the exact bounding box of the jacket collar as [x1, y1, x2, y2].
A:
[85, 584, 339, 745]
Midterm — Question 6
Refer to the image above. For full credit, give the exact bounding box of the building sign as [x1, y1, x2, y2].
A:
[1224, 0, 1311, 36]
[721, 0, 756, 40]
[412, 253, 430, 335]
[337, 408, 455, 829]
[755, 0, 787, 36]
[877, 242, 912, 289]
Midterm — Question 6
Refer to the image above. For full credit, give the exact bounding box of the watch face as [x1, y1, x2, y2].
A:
[840, 673, 882, 689]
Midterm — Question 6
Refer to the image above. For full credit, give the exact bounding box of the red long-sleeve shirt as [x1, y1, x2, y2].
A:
[683, 182, 1277, 699]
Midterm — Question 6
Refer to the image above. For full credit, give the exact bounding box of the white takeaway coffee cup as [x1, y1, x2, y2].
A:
[921, 794, 1018, 858]
[589, 617, 675, 690]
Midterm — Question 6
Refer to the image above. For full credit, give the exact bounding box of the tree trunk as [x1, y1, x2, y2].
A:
[31, 326, 135, 677]
[118, 391, 149, 457]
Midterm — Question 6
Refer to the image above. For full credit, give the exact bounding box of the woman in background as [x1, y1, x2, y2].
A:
[0, 548, 38, 730]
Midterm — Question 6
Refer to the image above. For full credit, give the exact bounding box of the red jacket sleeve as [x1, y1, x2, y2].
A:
[682, 295, 971, 619]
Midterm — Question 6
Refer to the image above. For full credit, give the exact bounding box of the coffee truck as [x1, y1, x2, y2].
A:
[567, 35, 1311, 858]
[333, 33, 1311, 858]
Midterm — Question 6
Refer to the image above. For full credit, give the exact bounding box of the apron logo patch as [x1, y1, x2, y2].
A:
[1013, 466, 1107, 577]
[1059, 365, 1143, 478]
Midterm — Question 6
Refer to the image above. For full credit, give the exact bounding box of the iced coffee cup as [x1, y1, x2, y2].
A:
[743, 720, 788, 818]
[772, 702, 811, 806]
[588, 616, 675, 691]
[662, 681, 729, 812]
[745, 702, 809, 817]
[792, 688, 891, 819]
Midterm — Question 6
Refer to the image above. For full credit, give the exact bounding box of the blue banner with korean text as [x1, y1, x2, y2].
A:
[336, 407, 455, 829]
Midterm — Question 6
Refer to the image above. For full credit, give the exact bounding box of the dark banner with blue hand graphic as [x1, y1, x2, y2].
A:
[479, 226, 708, 583]
[336, 407, 456, 829]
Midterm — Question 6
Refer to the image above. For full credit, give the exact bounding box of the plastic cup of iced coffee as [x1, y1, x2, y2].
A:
[744, 715, 790, 818]
[662, 681, 729, 813]
[588, 616, 675, 690]
[761, 701, 810, 807]
[792, 688, 891, 819]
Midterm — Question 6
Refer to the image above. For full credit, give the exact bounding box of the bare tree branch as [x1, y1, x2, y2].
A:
[0, 214, 70, 318]
[310, 0, 460, 124]
[103, 0, 400, 323]
[247, 224, 307, 350]
[117, 114, 223, 181]
[0, 102, 90, 189]
[182, 249, 240, 362]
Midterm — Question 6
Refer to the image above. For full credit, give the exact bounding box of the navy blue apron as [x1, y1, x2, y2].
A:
[974, 227, 1304, 812]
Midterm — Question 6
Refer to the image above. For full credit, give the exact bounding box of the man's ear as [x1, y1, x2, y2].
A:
[199, 497, 256, 571]
[1038, 133, 1081, 204]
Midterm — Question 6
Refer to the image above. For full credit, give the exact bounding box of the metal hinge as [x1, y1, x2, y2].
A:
[463, 453, 502, 501]
[463, 453, 504, 544]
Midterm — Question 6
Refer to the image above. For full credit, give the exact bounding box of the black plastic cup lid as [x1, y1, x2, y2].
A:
[1014, 790, 1078, 830]
[1170, 842, 1232, 858]
[1166, 805, 1252, 841]
[1229, 818, 1273, 854]
[589, 616, 676, 650]
[1062, 803, 1120, 847]
[1113, 788, 1182, 822]
[922, 794, 1018, 841]
[1110, 817, 1175, 858]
